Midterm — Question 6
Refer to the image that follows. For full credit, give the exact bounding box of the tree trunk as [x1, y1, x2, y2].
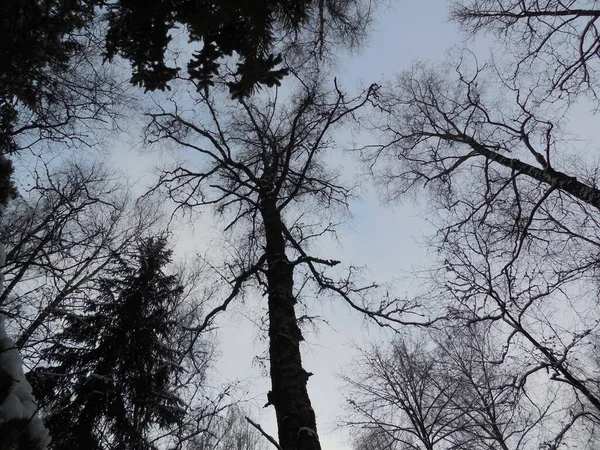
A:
[463, 137, 600, 210]
[260, 194, 321, 450]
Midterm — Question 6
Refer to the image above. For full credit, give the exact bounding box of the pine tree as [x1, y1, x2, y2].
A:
[29, 236, 186, 450]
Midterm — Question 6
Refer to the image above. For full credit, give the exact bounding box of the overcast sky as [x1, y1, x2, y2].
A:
[208, 2, 463, 449]
[7, 0, 600, 448]
[106, 1, 473, 449]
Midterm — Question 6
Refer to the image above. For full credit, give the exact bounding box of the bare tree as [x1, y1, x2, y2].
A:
[0, 159, 162, 360]
[344, 324, 563, 450]
[362, 56, 600, 447]
[141, 73, 424, 450]
[450, 0, 600, 102]
[367, 59, 600, 208]
[156, 266, 243, 450]
[432, 207, 600, 447]
[434, 324, 545, 450]
[344, 337, 466, 450]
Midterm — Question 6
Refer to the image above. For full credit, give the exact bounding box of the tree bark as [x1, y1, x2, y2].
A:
[463, 137, 600, 210]
[260, 192, 321, 450]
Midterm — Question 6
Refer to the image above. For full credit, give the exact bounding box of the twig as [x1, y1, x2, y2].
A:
[245, 416, 283, 450]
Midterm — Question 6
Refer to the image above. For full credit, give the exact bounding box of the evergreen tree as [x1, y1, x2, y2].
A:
[101, 0, 375, 97]
[0, 0, 98, 154]
[29, 236, 186, 450]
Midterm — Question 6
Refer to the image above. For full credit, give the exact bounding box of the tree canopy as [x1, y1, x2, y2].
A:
[8, 1, 600, 450]
[101, 0, 373, 96]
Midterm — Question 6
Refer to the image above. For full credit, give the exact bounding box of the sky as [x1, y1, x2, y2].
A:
[186, 2, 465, 449]
[107, 1, 467, 449]
[7, 1, 600, 448]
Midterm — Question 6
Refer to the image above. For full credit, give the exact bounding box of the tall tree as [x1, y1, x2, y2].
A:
[30, 236, 187, 449]
[0, 1, 382, 446]
[144, 76, 416, 450]
[0, 12, 129, 435]
[362, 11, 600, 446]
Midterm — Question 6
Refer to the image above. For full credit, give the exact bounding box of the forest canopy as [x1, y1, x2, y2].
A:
[3, 1, 600, 450]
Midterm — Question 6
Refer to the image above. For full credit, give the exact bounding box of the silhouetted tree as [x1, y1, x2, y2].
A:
[0, 4, 126, 158]
[0, 2, 383, 447]
[30, 237, 187, 450]
[0, 0, 96, 152]
[1, 0, 377, 125]
[101, 0, 376, 97]
[451, 0, 600, 102]
[363, 51, 600, 448]
[143, 74, 419, 450]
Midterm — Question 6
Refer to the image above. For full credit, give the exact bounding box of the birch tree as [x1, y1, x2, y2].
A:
[363, 28, 600, 449]
[451, 0, 600, 103]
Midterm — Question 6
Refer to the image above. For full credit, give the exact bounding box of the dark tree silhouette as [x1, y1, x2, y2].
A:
[450, 0, 600, 102]
[367, 60, 600, 210]
[101, 0, 376, 97]
[363, 54, 600, 448]
[143, 76, 419, 450]
[29, 237, 187, 450]
[1, 0, 378, 163]
[0, 2, 383, 448]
